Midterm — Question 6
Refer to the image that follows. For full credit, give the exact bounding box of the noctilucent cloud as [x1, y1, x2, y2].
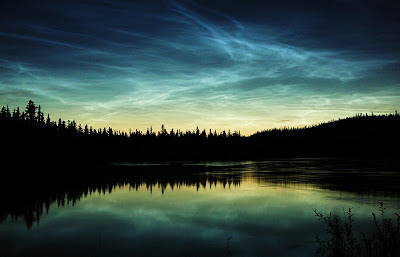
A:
[1, 0, 399, 134]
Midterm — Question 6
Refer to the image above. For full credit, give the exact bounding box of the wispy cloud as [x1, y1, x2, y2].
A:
[0, 0, 398, 134]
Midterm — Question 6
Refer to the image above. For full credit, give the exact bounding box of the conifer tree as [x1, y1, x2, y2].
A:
[84, 125, 89, 136]
[1, 106, 6, 119]
[15, 107, 20, 120]
[78, 124, 83, 134]
[37, 105, 44, 125]
[46, 114, 51, 126]
[26, 100, 37, 122]
[6, 105, 11, 119]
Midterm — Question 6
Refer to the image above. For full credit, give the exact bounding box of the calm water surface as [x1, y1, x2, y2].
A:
[1, 159, 399, 257]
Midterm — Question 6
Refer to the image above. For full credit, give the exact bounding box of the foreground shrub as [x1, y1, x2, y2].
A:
[314, 202, 400, 257]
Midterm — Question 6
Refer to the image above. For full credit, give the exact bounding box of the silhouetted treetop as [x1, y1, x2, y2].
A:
[25, 100, 37, 121]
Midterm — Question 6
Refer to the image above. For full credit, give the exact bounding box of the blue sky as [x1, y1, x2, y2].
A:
[1, 0, 399, 134]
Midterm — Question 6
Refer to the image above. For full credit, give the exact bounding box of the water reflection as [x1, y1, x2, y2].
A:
[1, 159, 399, 257]
[0, 172, 242, 229]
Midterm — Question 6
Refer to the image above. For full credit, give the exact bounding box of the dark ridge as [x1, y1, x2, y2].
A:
[250, 112, 400, 159]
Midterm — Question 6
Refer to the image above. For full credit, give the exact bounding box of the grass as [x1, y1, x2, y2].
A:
[314, 202, 400, 257]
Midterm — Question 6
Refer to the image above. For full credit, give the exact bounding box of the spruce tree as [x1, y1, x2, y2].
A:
[25, 100, 37, 122]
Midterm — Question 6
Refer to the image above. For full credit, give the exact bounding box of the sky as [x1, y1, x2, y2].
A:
[0, 0, 399, 135]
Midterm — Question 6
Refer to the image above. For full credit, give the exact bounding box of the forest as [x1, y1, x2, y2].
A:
[1, 100, 400, 164]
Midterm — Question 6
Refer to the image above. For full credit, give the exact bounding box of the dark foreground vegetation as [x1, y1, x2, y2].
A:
[1, 100, 399, 165]
[314, 202, 400, 257]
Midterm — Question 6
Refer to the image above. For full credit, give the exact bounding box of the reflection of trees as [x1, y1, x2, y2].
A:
[249, 159, 400, 196]
[0, 172, 241, 229]
[1, 159, 400, 229]
[134, 175, 241, 194]
[2, 160, 399, 229]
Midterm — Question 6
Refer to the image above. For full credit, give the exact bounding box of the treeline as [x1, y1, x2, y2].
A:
[0, 100, 241, 140]
[0, 100, 246, 162]
[1, 100, 400, 162]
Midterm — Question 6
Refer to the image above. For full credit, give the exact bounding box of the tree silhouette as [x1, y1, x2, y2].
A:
[14, 107, 21, 120]
[25, 100, 37, 121]
[46, 114, 51, 126]
[37, 105, 44, 125]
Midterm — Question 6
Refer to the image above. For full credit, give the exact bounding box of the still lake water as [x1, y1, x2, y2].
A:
[1, 158, 400, 257]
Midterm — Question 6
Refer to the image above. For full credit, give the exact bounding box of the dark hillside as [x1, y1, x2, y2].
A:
[250, 114, 400, 158]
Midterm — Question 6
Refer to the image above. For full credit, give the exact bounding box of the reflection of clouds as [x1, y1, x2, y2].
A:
[0, 1, 398, 134]
[3, 181, 396, 257]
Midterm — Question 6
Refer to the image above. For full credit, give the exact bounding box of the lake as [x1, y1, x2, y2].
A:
[1, 158, 399, 257]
